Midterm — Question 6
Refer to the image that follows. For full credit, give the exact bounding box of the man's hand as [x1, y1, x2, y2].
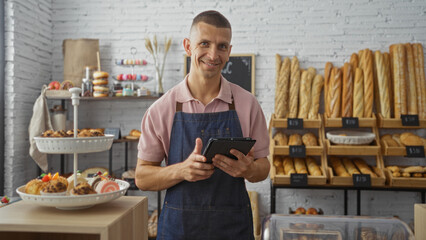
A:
[212, 147, 255, 179]
[179, 138, 215, 182]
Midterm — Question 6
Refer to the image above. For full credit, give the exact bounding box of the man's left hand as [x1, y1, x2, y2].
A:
[212, 147, 255, 179]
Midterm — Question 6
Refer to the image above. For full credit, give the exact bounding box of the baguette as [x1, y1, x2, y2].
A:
[289, 59, 301, 118]
[353, 68, 364, 118]
[275, 57, 291, 118]
[383, 52, 393, 117]
[330, 67, 342, 118]
[342, 158, 360, 176]
[283, 157, 296, 175]
[308, 74, 324, 119]
[324, 62, 333, 118]
[358, 50, 365, 71]
[350, 53, 359, 73]
[294, 158, 308, 174]
[363, 49, 374, 118]
[353, 158, 377, 177]
[374, 51, 391, 118]
[288, 133, 303, 146]
[404, 43, 418, 115]
[342, 62, 353, 117]
[298, 71, 313, 118]
[273, 131, 288, 146]
[413, 43, 426, 119]
[302, 133, 318, 146]
[390, 44, 407, 118]
[306, 157, 322, 176]
[330, 157, 350, 177]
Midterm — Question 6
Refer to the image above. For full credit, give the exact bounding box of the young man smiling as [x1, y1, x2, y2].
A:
[136, 10, 270, 239]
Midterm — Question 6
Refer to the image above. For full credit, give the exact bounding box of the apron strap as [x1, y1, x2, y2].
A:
[175, 97, 235, 112]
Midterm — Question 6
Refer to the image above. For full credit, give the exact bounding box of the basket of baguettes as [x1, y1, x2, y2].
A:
[327, 156, 386, 186]
[273, 55, 323, 128]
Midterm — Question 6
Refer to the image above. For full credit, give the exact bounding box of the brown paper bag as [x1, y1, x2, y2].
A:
[63, 39, 99, 87]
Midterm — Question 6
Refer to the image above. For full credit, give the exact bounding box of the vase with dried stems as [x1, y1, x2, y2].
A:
[145, 35, 172, 96]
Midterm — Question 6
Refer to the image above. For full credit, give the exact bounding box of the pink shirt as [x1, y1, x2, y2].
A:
[137, 76, 270, 163]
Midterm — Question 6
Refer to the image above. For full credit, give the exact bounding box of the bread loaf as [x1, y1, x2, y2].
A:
[400, 132, 423, 146]
[294, 158, 308, 174]
[306, 157, 322, 176]
[302, 133, 318, 146]
[353, 68, 364, 118]
[403, 166, 424, 173]
[386, 166, 400, 173]
[392, 134, 403, 146]
[308, 74, 324, 119]
[298, 71, 314, 118]
[324, 62, 333, 118]
[273, 131, 288, 146]
[275, 57, 291, 118]
[289, 58, 301, 118]
[283, 157, 296, 175]
[330, 67, 342, 118]
[289, 134, 303, 146]
[374, 51, 391, 118]
[342, 63, 353, 117]
[330, 157, 350, 177]
[404, 43, 418, 115]
[390, 44, 407, 118]
[413, 43, 426, 119]
[381, 134, 400, 147]
[342, 158, 360, 176]
[273, 156, 284, 175]
[363, 49, 374, 118]
[353, 158, 377, 177]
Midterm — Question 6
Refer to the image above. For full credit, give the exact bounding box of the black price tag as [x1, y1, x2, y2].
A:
[287, 118, 304, 129]
[405, 146, 425, 158]
[289, 145, 306, 158]
[353, 174, 371, 187]
[401, 115, 420, 126]
[290, 173, 308, 186]
[342, 117, 359, 128]
[105, 128, 121, 140]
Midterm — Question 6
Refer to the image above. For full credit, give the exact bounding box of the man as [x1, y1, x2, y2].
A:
[136, 10, 270, 239]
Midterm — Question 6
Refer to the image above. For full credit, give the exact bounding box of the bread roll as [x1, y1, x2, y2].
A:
[390, 44, 408, 118]
[413, 43, 426, 119]
[298, 71, 314, 118]
[400, 132, 423, 146]
[404, 43, 418, 115]
[342, 158, 360, 175]
[289, 66, 301, 118]
[374, 51, 391, 118]
[273, 131, 288, 146]
[283, 157, 296, 175]
[353, 158, 377, 177]
[294, 158, 308, 174]
[289, 133, 303, 145]
[386, 166, 400, 173]
[393, 172, 401, 177]
[363, 49, 374, 118]
[273, 156, 283, 168]
[342, 62, 353, 117]
[324, 62, 333, 118]
[353, 68, 364, 118]
[330, 67, 342, 118]
[330, 157, 350, 177]
[403, 166, 424, 173]
[402, 172, 411, 178]
[302, 133, 318, 146]
[306, 157, 322, 176]
[275, 57, 291, 118]
[413, 173, 423, 178]
[308, 74, 324, 119]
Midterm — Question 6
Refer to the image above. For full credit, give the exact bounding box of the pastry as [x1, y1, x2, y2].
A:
[330, 157, 350, 177]
[404, 44, 418, 115]
[294, 158, 308, 174]
[24, 179, 47, 195]
[273, 131, 288, 146]
[342, 158, 360, 175]
[302, 133, 318, 146]
[67, 174, 88, 192]
[412, 43, 426, 119]
[41, 179, 67, 194]
[353, 68, 364, 118]
[306, 157, 322, 176]
[363, 49, 374, 118]
[275, 57, 291, 118]
[308, 74, 324, 119]
[324, 62, 333, 118]
[298, 71, 313, 118]
[342, 62, 353, 117]
[374, 51, 391, 118]
[283, 157, 296, 175]
[95, 180, 120, 193]
[288, 134, 302, 146]
[353, 158, 377, 177]
[70, 182, 97, 195]
[399, 132, 423, 146]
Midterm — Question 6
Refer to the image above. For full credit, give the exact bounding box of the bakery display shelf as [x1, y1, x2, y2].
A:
[327, 167, 386, 187]
[384, 169, 426, 188]
[380, 139, 426, 156]
[324, 114, 377, 128]
[377, 113, 426, 128]
[270, 113, 322, 129]
[280, 229, 342, 240]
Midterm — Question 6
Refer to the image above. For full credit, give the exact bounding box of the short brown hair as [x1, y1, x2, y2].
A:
[190, 10, 232, 33]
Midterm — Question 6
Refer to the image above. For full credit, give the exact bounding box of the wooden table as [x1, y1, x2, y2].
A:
[0, 196, 148, 240]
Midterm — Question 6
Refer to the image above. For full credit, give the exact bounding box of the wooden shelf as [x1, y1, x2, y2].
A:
[270, 114, 322, 129]
[377, 113, 426, 128]
[385, 169, 426, 188]
[324, 115, 376, 128]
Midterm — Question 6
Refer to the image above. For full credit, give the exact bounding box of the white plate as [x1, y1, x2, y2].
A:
[16, 179, 130, 210]
[34, 134, 114, 154]
[326, 131, 376, 145]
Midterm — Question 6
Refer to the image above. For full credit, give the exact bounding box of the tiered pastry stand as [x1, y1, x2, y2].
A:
[17, 88, 129, 210]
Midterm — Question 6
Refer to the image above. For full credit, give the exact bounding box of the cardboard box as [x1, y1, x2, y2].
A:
[415, 204, 426, 240]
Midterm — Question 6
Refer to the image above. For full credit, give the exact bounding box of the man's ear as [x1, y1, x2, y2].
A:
[183, 38, 191, 56]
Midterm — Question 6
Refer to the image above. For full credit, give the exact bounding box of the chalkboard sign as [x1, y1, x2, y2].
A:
[184, 54, 255, 94]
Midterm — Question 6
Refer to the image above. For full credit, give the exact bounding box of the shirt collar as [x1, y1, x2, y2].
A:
[176, 75, 233, 104]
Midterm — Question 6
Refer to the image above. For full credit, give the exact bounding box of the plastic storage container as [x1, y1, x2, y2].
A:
[261, 214, 414, 240]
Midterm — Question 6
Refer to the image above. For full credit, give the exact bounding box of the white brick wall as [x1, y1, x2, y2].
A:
[5, 0, 426, 226]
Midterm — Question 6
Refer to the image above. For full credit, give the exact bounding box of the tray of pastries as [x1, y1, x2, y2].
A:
[385, 165, 426, 188]
[34, 129, 114, 154]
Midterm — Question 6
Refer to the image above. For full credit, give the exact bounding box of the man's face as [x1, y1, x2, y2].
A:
[184, 22, 232, 80]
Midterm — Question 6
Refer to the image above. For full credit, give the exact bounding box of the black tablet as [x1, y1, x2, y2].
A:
[202, 137, 256, 163]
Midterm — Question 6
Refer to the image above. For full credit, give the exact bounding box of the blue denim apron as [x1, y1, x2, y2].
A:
[157, 100, 254, 240]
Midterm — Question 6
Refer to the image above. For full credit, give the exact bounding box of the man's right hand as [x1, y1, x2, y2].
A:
[178, 138, 215, 182]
